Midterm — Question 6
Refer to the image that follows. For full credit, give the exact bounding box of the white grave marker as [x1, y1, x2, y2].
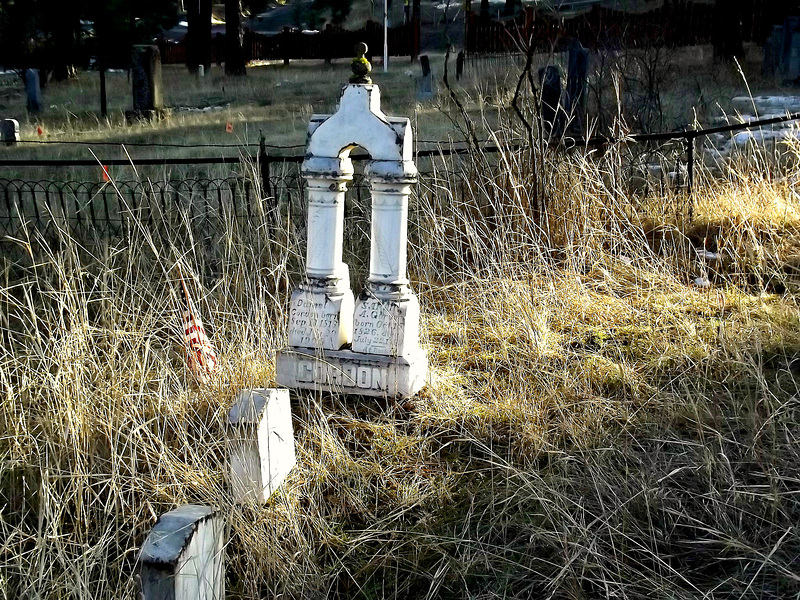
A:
[1, 119, 19, 146]
[138, 505, 224, 600]
[227, 388, 296, 503]
[276, 43, 428, 398]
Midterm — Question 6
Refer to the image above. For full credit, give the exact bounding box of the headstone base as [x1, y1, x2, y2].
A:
[276, 347, 427, 398]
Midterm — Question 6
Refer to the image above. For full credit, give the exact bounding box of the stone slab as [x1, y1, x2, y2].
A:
[138, 504, 224, 600]
[276, 347, 427, 398]
[227, 388, 296, 503]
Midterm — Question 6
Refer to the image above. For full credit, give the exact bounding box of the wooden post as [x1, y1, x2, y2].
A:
[99, 64, 107, 118]
[686, 134, 695, 223]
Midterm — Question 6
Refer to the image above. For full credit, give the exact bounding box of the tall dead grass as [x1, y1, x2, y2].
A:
[1, 126, 800, 599]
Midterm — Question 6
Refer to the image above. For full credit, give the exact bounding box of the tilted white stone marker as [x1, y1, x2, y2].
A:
[227, 388, 296, 503]
[138, 504, 225, 600]
[276, 44, 428, 398]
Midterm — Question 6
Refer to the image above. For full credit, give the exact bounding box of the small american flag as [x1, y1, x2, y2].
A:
[180, 276, 219, 384]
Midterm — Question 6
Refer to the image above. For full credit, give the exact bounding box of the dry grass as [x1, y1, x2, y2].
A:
[2, 47, 800, 600]
[2, 121, 800, 599]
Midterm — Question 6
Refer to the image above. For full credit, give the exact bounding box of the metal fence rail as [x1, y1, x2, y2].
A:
[3, 110, 800, 239]
[0, 173, 377, 239]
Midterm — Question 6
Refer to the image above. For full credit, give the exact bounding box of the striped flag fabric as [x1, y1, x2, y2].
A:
[180, 276, 219, 384]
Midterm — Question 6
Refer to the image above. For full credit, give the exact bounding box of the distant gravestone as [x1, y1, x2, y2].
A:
[789, 32, 800, 81]
[138, 505, 224, 600]
[764, 26, 783, 77]
[456, 50, 465, 81]
[566, 41, 589, 135]
[538, 65, 562, 139]
[129, 45, 164, 120]
[420, 55, 431, 77]
[781, 17, 800, 81]
[25, 69, 41, 113]
[417, 55, 434, 100]
[227, 388, 296, 504]
[1, 119, 19, 146]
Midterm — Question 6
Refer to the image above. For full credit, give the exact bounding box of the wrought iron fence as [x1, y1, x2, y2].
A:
[4, 109, 800, 243]
[0, 173, 386, 242]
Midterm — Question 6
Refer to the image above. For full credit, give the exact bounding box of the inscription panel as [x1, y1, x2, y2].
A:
[294, 359, 389, 392]
[288, 289, 352, 350]
[276, 348, 428, 398]
[352, 296, 419, 356]
[352, 297, 399, 355]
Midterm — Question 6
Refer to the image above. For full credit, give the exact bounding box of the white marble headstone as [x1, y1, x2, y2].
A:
[276, 59, 428, 399]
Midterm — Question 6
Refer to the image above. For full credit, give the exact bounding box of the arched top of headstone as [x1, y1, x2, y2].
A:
[306, 84, 413, 164]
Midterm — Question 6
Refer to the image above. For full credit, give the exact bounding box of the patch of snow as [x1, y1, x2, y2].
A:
[733, 96, 800, 111]
[693, 276, 711, 288]
[696, 249, 720, 261]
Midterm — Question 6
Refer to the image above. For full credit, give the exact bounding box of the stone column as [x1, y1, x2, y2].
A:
[304, 156, 352, 280]
[365, 160, 416, 286]
[352, 159, 422, 357]
[287, 156, 355, 351]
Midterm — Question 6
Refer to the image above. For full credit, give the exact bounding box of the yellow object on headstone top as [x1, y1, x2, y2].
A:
[350, 42, 372, 84]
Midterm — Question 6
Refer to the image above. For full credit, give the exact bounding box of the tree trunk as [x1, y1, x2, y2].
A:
[479, 0, 489, 21]
[712, 0, 743, 60]
[52, 16, 78, 80]
[225, 0, 246, 75]
[187, 0, 213, 72]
